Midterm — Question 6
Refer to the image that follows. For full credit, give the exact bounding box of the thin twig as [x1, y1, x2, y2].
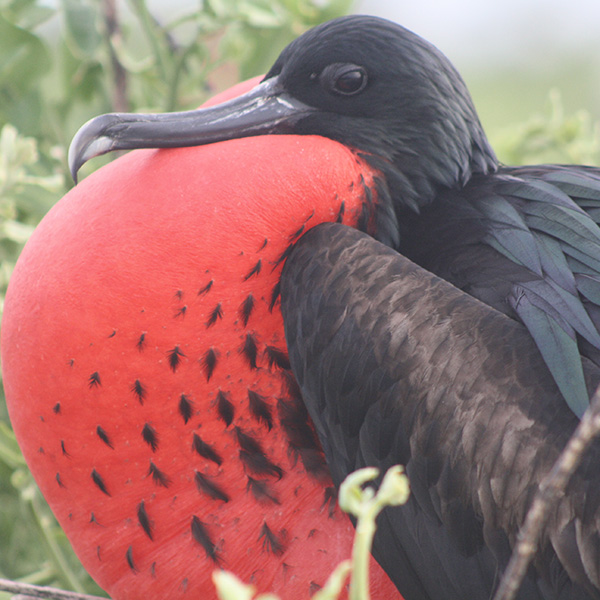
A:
[102, 0, 129, 113]
[493, 383, 600, 600]
[0, 578, 107, 600]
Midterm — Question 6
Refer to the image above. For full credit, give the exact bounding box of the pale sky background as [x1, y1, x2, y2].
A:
[142, 0, 600, 69]
[357, 0, 600, 67]
[144, 0, 600, 129]
[353, 0, 600, 131]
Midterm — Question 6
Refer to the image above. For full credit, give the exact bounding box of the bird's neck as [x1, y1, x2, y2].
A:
[362, 124, 498, 249]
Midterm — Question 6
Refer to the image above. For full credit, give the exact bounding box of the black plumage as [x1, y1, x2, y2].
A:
[400, 165, 600, 418]
[281, 223, 600, 599]
[68, 13, 600, 600]
[255, 16, 600, 420]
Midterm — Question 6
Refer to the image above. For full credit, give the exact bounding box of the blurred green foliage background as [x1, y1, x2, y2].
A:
[0, 0, 598, 597]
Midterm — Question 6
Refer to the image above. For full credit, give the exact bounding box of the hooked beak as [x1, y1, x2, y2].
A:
[68, 77, 315, 183]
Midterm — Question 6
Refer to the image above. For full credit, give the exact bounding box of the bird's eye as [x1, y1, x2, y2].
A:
[320, 64, 368, 96]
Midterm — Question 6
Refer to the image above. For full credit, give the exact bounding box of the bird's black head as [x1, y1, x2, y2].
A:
[264, 16, 497, 210]
[70, 15, 497, 238]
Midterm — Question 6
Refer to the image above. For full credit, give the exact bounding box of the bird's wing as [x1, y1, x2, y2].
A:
[281, 222, 600, 600]
[402, 165, 600, 418]
[490, 165, 600, 419]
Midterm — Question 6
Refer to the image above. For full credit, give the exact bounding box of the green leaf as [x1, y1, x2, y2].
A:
[60, 0, 101, 58]
[15, 4, 56, 29]
[238, 1, 283, 28]
[0, 14, 50, 92]
[0, 421, 25, 470]
[6, 92, 43, 138]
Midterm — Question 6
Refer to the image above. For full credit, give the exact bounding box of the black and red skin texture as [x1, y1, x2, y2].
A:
[1, 130, 400, 599]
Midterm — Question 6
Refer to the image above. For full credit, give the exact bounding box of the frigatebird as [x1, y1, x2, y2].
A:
[69, 15, 600, 423]
[5, 13, 600, 600]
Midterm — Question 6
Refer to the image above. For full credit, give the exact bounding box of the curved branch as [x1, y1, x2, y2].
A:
[0, 578, 107, 600]
[493, 383, 600, 600]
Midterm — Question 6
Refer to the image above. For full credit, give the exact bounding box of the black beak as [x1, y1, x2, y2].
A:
[68, 76, 315, 183]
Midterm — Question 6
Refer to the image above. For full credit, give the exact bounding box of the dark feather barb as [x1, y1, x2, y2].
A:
[147, 461, 170, 488]
[142, 423, 159, 452]
[259, 522, 286, 556]
[96, 425, 114, 449]
[192, 433, 222, 465]
[191, 516, 220, 563]
[179, 394, 194, 424]
[194, 471, 229, 503]
[248, 389, 274, 430]
[216, 390, 235, 426]
[200, 347, 219, 381]
[235, 427, 283, 479]
[137, 501, 153, 540]
[239, 293, 255, 326]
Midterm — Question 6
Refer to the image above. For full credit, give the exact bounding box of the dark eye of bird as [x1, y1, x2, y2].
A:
[320, 63, 367, 96]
